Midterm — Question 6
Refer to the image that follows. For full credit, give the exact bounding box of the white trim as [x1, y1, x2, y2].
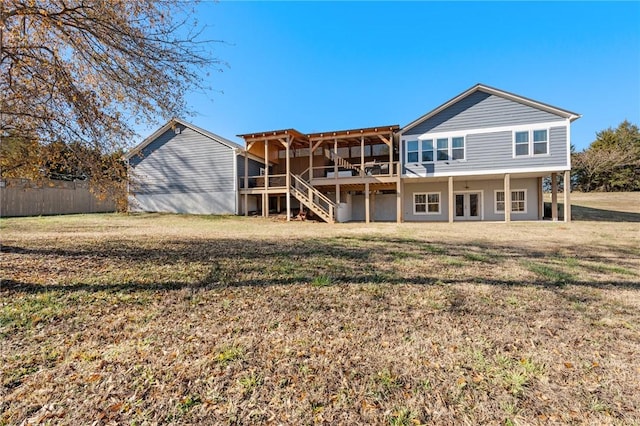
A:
[403, 134, 467, 165]
[413, 191, 441, 215]
[233, 149, 239, 215]
[566, 118, 572, 169]
[512, 128, 550, 159]
[402, 165, 570, 179]
[399, 84, 580, 136]
[414, 120, 566, 140]
[494, 189, 527, 214]
[453, 190, 484, 220]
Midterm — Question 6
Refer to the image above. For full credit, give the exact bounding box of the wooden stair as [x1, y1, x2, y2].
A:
[290, 173, 336, 223]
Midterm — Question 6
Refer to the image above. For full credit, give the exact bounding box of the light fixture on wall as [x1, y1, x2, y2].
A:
[464, 181, 469, 189]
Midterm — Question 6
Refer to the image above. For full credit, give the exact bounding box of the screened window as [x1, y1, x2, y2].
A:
[437, 138, 449, 161]
[533, 130, 548, 155]
[407, 140, 419, 163]
[495, 190, 527, 214]
[414, 192, 440, 215]
[452, 137, 465, 160]
[515, 131, 529, 156]
[421, 139, 434, 162]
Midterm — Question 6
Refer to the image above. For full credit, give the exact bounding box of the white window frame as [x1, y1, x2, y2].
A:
[405, 134, 466, 164]
[414, 192, 441, 215]
[513, 128, 550, 158]
[494, 189, 527, 214]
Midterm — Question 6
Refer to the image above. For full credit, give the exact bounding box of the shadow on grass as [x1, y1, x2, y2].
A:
[544, 202, 640, 222]
[2, 234, 639, 295]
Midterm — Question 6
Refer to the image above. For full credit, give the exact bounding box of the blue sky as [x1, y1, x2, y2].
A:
[166, 1, 640, 151]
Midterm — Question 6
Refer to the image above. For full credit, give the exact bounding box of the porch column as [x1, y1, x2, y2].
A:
[277, 195, 281, 213]
[360, 135, 365, 177]
[563, 171, 571, 223]
[388, 132, 393, 172]
[504, 173, 511, 223]
[336, 184, 341, 204]
[244, 149, 249, 216]
[286, 135, 291, 221]
[396, 180, 402, 223]
[448, 176, 454, 223]
[365, 182, 370, 224]
[551, 172, 558, 221]
[537, 177, 544, 220]
[334, 138, 338, 178]
[309, 139, 313, 180]
[263, 139, 269, 217]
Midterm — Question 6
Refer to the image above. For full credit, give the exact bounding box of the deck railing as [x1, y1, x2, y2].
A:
[311, 161, 400, 179]
[239, 173, 287, 189]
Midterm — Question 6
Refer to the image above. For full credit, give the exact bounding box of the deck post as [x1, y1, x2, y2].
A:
[551, 172, 558, 221]
[244, 150, 249, 216]
[360, 135, 365, 177]
[264, 139, 269, 218]
[396, 179, 402, 223]
[448, 176, 454, 223]
[537, 177, 544, 220]
[563, 171, 571, 223]
[388, 132, 393, 174]
[334, 138, 338, 179]
[286, 135, 291, 221]
[365, 182, 370, 224]
[336, 184, 340, 204]
[504, 173, 511, 223]
[309, 139, 313, 180]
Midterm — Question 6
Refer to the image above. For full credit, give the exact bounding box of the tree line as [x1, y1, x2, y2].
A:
[572, 120, 640, 192]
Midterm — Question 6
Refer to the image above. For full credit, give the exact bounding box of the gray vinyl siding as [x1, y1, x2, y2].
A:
[129, 124, 236, 214]
[404, 92, 565, 136]
[403, 126, 568, 176]
[237, 155, 264, 179]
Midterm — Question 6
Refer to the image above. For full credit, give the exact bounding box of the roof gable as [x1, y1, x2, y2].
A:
[125, 118, 242, 160]
[400, 84, 581, 135]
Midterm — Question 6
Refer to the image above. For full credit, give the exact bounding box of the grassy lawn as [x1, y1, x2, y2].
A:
[1, 195, 639, 425]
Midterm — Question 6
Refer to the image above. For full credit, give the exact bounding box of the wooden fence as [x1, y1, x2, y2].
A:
[0, 178, 116, 217]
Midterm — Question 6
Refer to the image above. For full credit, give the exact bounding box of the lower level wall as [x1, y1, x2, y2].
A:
[129, 191, 236, 215]
[403, 178, 540, 221]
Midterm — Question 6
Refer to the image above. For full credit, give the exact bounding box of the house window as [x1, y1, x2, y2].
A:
[408, 135, 465, 163]
[436, 138, 449, 161]
[421, 139, 434, 162]
[407, 140, 419, 163]
[495, 190, 527, 214]
[533, 130, 548, 154]
[452, 137, 465, 160]
[515, 129, 548, 157]
[414, 192, 440, 215]
[514, 131, 529, 156]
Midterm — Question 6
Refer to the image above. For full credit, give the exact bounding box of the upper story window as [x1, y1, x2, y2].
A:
[405, 136, 465, 163]
[514, 129, 548, 157]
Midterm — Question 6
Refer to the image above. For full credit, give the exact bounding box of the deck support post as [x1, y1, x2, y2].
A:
[563, 171, 571, 223]
[264, 139, 269, 218]
[309, 139, 313, 180]
[286, 135, 291, 221]
[537, 177, 544, 220]
[551, 172, 558, 221]
[334, 138, 338, 179]
[360, 135, 365, 177]
[365, 182, 370, 224]
[448, 176, 454, 223]
[504, 173, 511, 223]
[336, 184, 340, 204]
[396, 180, 402, 223]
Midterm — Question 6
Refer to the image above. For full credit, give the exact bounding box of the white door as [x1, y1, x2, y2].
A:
[455, 192, 481, 220]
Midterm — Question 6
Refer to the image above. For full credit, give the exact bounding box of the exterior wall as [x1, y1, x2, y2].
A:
[1, 178, 116, 217]
[404, 92, 564, 135]
[403, 177, 540, 222]
[129, 124, 237, 214]
[403, 125, 568, 177]
[401, 92, 570, 177]
[351, 193, 397, 221]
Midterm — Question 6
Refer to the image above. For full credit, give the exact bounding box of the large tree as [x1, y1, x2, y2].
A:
[572, 120, 640, 192]
[0, 0, 221, 189]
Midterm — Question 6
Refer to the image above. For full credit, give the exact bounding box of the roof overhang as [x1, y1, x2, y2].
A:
[399, 83, 581, 136]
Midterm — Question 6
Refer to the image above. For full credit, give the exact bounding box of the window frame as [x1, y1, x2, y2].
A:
[513, 128, 549, 158]
[405, 135, 465, 164]
[494, 189, 527, 214]
[413, 192, 441, 215]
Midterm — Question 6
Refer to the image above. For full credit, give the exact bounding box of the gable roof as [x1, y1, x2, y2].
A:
[125, 118, 243, 160]
[399, 83, 581, 135]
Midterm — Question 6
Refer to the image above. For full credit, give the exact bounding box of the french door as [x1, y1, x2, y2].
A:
[455, 192, 481, 220]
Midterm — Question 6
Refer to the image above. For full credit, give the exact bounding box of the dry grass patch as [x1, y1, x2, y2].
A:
[1, 209, 639, 424]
